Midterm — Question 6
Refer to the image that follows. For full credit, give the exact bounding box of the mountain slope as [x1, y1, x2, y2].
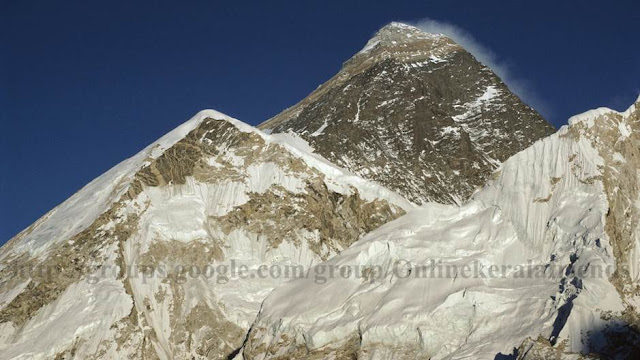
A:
[2, 21, 635, 360]
[260, 22, 555, 205]
[0, 110, 411, 359]
[243, 97, 640, 359]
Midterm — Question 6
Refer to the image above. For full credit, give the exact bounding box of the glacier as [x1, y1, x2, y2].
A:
[242, 97, 640, 359]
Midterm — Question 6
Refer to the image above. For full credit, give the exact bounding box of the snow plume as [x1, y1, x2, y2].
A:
[410, 18, 551, 120]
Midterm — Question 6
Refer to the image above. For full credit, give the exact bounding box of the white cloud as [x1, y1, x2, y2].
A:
[409, 18, 551, 120]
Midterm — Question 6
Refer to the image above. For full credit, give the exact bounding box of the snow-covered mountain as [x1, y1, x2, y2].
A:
[242, 96, 640, 359]
[1, 21, 637, 360]
[0, 111, 410, 359]
[261, 22, 554, 205]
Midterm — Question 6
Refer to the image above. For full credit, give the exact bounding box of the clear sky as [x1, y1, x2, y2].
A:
[1, 0, 638, 242]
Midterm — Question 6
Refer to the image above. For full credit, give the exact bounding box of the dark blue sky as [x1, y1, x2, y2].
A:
[1, 0, 638, 242]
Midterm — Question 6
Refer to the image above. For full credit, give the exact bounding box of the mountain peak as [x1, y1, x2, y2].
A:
[358, 21, 454, 55]
[260, 23, 553, 205]
[377, 21, 422, 36]
[567, 93, 640, 128]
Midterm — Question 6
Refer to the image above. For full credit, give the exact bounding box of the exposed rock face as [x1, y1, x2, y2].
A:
[516, 337, 576, 360]
[565, 100, 640, 302]
[0, 111, 409, 359]
[261, 22, 554, 204]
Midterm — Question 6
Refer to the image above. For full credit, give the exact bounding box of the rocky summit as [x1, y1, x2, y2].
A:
[261, 22, 554, 204]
